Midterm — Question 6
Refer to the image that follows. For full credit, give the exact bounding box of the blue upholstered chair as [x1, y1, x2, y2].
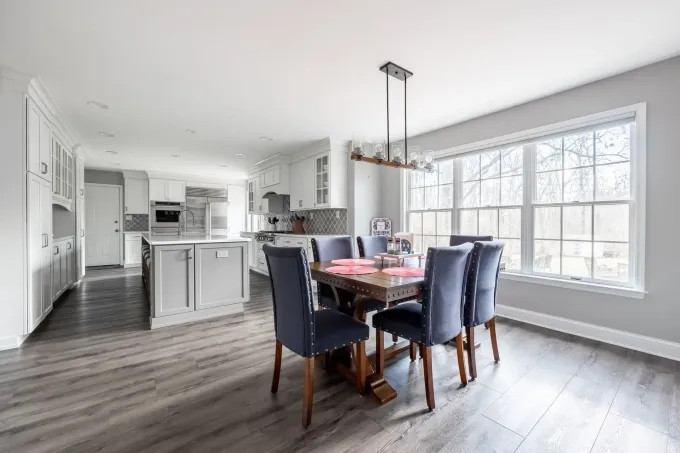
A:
[264, 244, 370, 428]
[463, 241, 504, 379]
[372, 244, 473, 410]
[357, 235, 388, 258]
[449, 234, 493, 246]
[311, 236, 382, 316]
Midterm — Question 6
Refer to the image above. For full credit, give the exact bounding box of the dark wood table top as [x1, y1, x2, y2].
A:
[309, 260, 424, 303]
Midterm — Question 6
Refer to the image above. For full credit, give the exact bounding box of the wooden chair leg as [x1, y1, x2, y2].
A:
[375, 330, 385, 376]
[422, 345, 435, 411]
[271, 340, 282, 393]
[466, 326, 477, 380]
[455, 333, 467, 385]
[302, 357, 314, 428]
[489, 317, 500, 362]
[409, 341, 417, 362]
[355, 341, 366, 394]
[419, 343, 425, 359]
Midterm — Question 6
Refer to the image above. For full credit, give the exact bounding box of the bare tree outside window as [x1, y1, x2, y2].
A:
[406, 120, 635, 287]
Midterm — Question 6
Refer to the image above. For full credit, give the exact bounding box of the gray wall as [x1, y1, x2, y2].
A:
[402, 56, 680, 343]
[52, 205, 75, 239]
[84, 169, 124, 186]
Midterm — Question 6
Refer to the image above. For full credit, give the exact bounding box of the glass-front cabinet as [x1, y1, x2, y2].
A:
[52, 137, 74, 210]
[314, 153, 329, 207]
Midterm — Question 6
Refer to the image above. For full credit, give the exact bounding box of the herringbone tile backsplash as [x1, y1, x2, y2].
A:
[125, 214, 149, 232]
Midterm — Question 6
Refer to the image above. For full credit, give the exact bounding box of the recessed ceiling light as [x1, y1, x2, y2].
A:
[260, 136, 273, 141]
[105, 150, 118, 154]
[171, 154, 180, 158]
[87, 101, 109, 110]
[236, 153, 244, 157]
[220, 165, 228, 168]
[185, 129, 196, 134]
[98, 131, 115, 138]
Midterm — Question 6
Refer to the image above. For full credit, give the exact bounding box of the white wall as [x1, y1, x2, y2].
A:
[348, 161, 382, 237]
[405, 56, 680, 343]
[0, 79, 27, 346]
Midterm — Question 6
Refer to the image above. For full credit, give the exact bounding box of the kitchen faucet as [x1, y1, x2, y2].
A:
[178, 209, 196, 235]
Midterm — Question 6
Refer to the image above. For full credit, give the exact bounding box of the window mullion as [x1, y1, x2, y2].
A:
[522, 144, 535, 273]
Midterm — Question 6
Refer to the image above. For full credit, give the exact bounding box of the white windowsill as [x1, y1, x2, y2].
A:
[499, 272, 646, 299]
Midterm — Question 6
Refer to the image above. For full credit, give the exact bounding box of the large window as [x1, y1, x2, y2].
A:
[405, 105, 644, 291]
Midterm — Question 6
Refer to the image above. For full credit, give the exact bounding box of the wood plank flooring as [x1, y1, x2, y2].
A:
[0, 267, 678, 453]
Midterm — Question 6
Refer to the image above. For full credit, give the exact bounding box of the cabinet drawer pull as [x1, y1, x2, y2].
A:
[40, 162, 48, 174]
[187, 250, 193, 260]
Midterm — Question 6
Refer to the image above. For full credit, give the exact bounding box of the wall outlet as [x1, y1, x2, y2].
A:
[310, 212, 313, 219]
[335, 211, 340, 219]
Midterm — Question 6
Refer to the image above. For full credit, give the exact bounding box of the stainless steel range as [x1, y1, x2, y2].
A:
[255, 231, 293, 273]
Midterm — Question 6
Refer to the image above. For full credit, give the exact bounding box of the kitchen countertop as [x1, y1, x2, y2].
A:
[142, 233, 251, 246]
[273, 233, 345, 237]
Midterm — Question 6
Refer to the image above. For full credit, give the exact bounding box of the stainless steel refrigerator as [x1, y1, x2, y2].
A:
[185, 187, 229, 235]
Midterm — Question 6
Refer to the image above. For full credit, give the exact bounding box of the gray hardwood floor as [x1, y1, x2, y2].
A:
[0, 267, 678, 453]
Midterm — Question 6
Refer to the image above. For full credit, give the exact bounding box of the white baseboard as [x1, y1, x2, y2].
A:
[150, 303, 244, 329]
[496, 304, 680, 362]
[0, 334, 28, 351]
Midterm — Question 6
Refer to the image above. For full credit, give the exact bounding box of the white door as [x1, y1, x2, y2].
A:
[227, 185, 246, 234]
[85, 184, 121, 266]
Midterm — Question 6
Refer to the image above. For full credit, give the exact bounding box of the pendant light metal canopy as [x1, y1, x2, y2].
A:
[352, 62, 431, 172]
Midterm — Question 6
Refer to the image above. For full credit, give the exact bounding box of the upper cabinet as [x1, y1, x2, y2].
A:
[149, 179, 185, 202]
[258, 165, 280, 189]
[75, 157, 84, 199]
[289, 139, 347, 211]
[124, 177, 149, 214]
[51, 134, 74, 211]
[26, 97, 52, 182]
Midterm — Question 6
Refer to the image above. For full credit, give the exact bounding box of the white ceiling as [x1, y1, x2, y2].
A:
[1, 1, 679, 179]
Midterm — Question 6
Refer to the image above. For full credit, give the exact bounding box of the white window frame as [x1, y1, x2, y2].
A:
[404, 103, 646, 299]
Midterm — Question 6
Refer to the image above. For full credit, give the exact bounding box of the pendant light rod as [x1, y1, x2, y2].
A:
[379, 61, 413, 164]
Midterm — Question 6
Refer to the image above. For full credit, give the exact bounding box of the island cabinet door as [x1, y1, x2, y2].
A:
[153, 244, 195, 317]
[194, 243, 249, 310]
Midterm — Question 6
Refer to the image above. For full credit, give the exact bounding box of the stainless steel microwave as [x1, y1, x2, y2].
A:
[150, 201, 185, 229]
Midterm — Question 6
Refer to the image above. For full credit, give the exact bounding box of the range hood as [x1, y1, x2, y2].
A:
[186, 186, 227, 198]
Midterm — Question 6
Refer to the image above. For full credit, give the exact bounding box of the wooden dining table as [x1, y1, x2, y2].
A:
[309, 259, 425, 405]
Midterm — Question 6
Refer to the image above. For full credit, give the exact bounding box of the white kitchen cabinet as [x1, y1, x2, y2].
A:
[167, 180, 185, 202]
[52, 244, 62, 302]
[259, 165, 280, 189]
[148, 179, 185, 202]
[26, 97, 52, 182]
[227, 185, 246, 234]
[125, 233, 143, 267]
[63, 238, 74, 288]
[52, 135, 74, 210]
[124, 178, 149, 214]
[247, 178, 256, 214]
[26, 173, 52, 332]
[148, 179, 167, 201]
[75, 157, 85, 199]
[76, 196, 85, 281]
[289, 160, 304, 210]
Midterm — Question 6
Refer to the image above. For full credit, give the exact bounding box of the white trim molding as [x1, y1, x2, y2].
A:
[0, 334, 28, 351]
[500, 272, 646, 299]
[496, 304, 680, 362]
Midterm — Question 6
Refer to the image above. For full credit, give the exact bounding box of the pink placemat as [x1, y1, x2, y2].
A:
[375, 255, 398, 261]
[325, 266, 380, 275]
[331, 258, 375, 266]
[381, 267, 425, 277]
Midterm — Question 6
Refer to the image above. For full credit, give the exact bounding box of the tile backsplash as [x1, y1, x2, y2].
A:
[257, 205, 347, 235]
[125, 214, 149, 232]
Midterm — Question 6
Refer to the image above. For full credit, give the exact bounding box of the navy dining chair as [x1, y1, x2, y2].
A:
[357, 235, 388, 258]
[449, 234, 493, 246]
[372, 244, 473, 410]
[311, 236, 382, 316]
[463, 241, 505, 379]
[264, 244, 370, 428]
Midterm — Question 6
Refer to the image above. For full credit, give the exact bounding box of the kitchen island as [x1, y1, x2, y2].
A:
[141, 233, 250, 329]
